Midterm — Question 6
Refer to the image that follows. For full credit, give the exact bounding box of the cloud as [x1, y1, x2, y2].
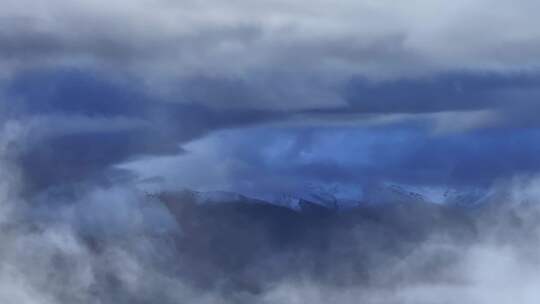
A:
[4, 66, 540, 194]
[2, 0, 540, 109]
[2, 2, 540, 303]
[2, 1, 540, 192]
[3, 0, 540, 72]
[3, 118, 540, 303]
[122, 125, 540, 196]
[2, 69, 285, 192]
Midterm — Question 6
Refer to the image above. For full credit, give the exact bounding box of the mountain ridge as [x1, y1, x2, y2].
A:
[150, 183, 489, 214]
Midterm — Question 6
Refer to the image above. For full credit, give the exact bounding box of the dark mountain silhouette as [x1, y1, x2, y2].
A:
[155, 189, 477, 294]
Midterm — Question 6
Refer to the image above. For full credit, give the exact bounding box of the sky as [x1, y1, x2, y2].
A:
[2, 0, 540, 198]
[3, 1, 540, 303]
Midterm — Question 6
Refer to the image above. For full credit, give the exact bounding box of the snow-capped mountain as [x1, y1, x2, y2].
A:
[443, 188, 488, 208]
[154, 183, 444, 213]
[362, 184, 431, 206]
[155, 189, 269, 206]
[272, 183, 361, 211]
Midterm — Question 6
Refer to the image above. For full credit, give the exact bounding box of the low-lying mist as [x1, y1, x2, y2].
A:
[2, 122, 540, 304]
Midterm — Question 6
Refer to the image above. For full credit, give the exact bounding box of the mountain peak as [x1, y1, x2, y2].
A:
[363, 184, 430, 206]
[153, 183, 436, 213]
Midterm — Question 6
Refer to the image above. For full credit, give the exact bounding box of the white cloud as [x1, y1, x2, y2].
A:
[2, 0, 540, 109]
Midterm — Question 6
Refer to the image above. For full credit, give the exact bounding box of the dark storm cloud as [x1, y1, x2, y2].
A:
[1, 0, 540, 198]
[342, 73, 540, 114]
[5, 65, 540, 195]
[3, 69, 283, 193]
[7, 69, 150, 116]
[287, 72, 540, 131]
[151, 71, 540, 134]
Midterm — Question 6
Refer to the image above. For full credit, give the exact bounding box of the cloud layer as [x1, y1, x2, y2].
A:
[2, 2, 540, 302]
[3, 0, 540, 79]
[2, 0, 540, 193]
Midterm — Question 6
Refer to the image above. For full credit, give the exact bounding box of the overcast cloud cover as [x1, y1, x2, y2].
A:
[2, 1, 540, 303]
[2, 0, 540, 192]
